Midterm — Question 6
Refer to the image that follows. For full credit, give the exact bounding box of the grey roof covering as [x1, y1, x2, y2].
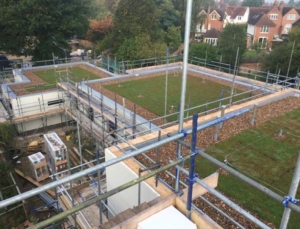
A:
[204, 28, 221, 38]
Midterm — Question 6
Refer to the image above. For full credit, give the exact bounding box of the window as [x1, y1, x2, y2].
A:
[258, 37, 268, 48]
[211, 14, 216, 20]
[269, 14, 278, 20]
[284, 24, 292, 33]
[205, 38, 217, 46]
[287, 14, 296, 20]
[237, 16, 242, 20]
[260, 26, 269, 33]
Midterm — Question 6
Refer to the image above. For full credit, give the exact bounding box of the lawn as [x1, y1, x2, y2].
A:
[104, 75, 251, 121]
[25, 67, 100, 92]
[195, 107, 300, 228]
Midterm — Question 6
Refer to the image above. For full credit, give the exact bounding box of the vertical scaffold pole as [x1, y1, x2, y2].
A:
[279, 152, 300, 229]
[186, 113, 198, 219]
[175, 0, 193, 194]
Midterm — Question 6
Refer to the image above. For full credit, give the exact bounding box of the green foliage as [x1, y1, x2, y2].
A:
[154, 0, 180, 31]
[90, 0, 110, 20]
[242, 0, 264, 7]
[0, 0, 90, 61]
[116, 34, 167, 60]
[288, 27, 300, 43]
[0, 123, 15, 150]
[224, 0, 241, 6]
[262, 42, 300, 76]
[164, 26, 182, 51]
[112, 0, 161, 52]
[218, 24, 247, 64]
[189, 42, 218, 60]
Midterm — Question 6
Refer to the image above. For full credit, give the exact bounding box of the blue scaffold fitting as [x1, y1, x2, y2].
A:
[186, 173, 198, 183]
[180, 129, 188, 138]
[282, 196, 299, 207]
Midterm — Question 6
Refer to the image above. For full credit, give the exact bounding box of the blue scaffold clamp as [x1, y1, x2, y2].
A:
[282, 196, 299, 207]
[180, 129, 188, 139]
[186, 173, 198, 183]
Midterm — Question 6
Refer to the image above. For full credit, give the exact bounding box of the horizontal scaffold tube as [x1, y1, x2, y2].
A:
[196, 150, 300, 214]
[0, 109, 249, 209]
[29, 155, 191, 229]
[176, 165, 271, 229]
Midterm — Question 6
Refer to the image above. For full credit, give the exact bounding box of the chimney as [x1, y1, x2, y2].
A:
[273, 0, 278, 7]
[279, 0, 284, 12]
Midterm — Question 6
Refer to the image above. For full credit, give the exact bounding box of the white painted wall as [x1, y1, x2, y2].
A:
[11, 90, 68, 118]
[15, 114, 67, 132]
[247, 24, 255, 35]
[105, 148, 160, 215]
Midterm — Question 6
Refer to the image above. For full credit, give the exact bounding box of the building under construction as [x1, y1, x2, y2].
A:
[1, 5, 300, 228]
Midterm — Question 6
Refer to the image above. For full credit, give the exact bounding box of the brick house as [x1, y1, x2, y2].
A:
[195, 7, 224, 42]
[281, 7, 300, 35]
[247, 1, 300, 49]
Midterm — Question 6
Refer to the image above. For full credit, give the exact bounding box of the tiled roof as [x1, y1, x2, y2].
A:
[248, 7, 276, 26]
[282, 7, 293, 16]
[204, 28, 221, 38]
[226, 6, 247, 19]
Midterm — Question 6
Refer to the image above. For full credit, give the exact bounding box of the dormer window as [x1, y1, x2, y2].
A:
[270, 14, 278, 20]
[287, 14, 296, 20]
[211, 14, 216, 20]
[260, 26, 269, 33]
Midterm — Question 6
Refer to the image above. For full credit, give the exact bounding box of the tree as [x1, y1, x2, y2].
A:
[116, 33, 167, 60]
[0, 123, 15, 150]
[189, 42, 218, 60]
[0, 0, 90, 61]
[112, 0, 161, 53]
[154, 0, 180, 31]
[86, 16, 113, 42]
[105, 0, 120, 13]
[218, 24, 247, 64]
[262, 42, 300, 77]
[164, 26, 182, 52]
[242, 0, 264, 7]
[262, 27, 300, 76]
[287, 0, 295, 6]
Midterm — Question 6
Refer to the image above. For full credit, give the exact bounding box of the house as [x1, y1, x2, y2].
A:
[247, 8, 276, 49]
[224, 6, 250, 27]
[203, 28, 221, 46]
[195, 7, 224, 38]
[247, 1, 300, 49]
[281, 7, 300, 36]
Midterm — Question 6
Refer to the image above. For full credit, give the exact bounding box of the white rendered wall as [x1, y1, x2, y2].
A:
[11, 90, 67, 118]
[105, 148, 160, 215]
[16, 114, 67, 132]
[247, 24, 255, 35]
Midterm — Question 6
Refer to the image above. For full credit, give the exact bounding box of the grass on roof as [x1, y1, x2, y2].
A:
[104, 74, 252, 121]
[25, 67, 100, 92]
[195, 107, 300, 228]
